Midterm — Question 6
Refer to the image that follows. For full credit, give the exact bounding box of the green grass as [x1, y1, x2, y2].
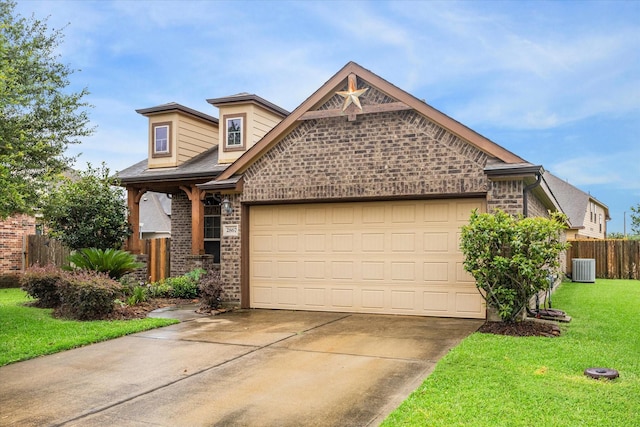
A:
[0, 288, 178, 366]
[382, 279, 640, 427]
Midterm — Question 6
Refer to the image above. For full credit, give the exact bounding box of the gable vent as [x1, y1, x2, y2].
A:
[573, 259, 596, 283]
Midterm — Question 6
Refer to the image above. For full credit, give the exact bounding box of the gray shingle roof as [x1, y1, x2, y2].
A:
[117, 147, 227, 184]
[543, 171, 609, 228]
[139, 192, 171, 233]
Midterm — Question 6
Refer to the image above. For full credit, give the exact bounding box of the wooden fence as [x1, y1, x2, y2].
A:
[24, 235, 71, 269]
[24, 236, 171, 282]
[567, 240, 640, 280]
[141, 238, 171, 282]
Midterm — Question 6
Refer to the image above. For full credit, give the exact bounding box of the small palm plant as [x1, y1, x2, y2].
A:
[66, 248, 144, 279]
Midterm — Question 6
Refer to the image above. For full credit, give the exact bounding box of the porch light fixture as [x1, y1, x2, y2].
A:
[221, 197, 233, 215]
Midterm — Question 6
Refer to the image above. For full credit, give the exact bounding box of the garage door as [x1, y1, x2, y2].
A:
[249, 199, 485, 318]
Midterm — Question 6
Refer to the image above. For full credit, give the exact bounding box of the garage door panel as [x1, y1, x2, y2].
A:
[362, 233, 385, 252]
[423, 232, 449, 252]
[423, 262, 449, 282]
[422, 291, 449, 312]
[277, 234, 298, 252]
[361, 289, 385, 308]
[303, 288, 326, 306]
[391, 233, 416, 252]
[331, 288, 354, 307]
[331, 234, 354, 252]
[362, 261, 385, 281]
[423, 203, 450, 223]
[303, 234, 326, 252]
[250, 199, 486, 318]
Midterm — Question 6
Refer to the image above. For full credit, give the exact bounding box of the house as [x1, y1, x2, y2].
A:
[0, 214, 37, 286]
[543, 171, 610, 239]
[119, 61, 594, 319]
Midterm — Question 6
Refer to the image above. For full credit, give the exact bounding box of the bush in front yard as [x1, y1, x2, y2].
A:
[57, 271, 122, 320]
[460, 209, 568, 322]
[20, 265, 65, 308]
[199, 269, 223, 310]
[165, 276, 198, 299]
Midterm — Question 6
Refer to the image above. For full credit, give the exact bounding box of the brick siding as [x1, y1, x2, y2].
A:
[170, 191, 191, 276]
[0, 214, 36, 283]
[187, 83, 541, 305]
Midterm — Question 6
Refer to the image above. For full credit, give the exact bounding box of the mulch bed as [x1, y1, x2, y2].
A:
[106, 298, 200, 320]
[478, 320, 561, 337]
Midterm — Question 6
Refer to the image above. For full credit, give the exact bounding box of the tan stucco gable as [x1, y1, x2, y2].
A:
[217, 61, 526, 181]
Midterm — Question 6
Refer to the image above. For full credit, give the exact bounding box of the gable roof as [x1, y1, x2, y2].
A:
[217, 61, 526, 181]
[543, 171, 610, 228]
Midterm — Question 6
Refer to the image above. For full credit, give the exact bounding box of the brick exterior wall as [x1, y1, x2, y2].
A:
[0, 214, 36, 285]
[242, 109, 491, 202]
[181, 83, 548, 306]
[220, 193, 242, 302]
[170, 191, 191, 276]
[487, 180, 524, 215]
[527, 190, 550, 219]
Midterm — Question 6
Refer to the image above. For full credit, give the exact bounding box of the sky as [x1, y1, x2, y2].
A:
[14, 0, 640, 233]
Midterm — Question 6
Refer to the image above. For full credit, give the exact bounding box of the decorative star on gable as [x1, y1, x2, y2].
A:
[336, 74, 368, 111]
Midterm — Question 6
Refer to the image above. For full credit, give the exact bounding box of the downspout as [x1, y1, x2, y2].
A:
[522, 172, 542, 217]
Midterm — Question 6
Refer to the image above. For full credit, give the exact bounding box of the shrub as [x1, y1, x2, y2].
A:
[57, 271, 122, 320]
[20, 265, 65, 308]
[66, 248, 144, 279]
[185, 268, 206, 283]
[199, 269, 223, 310]
[147, 281, 173, 298]
[127, 285, 148, 306]
[460, 209, 569, 322]
[165, 276, 198, 299]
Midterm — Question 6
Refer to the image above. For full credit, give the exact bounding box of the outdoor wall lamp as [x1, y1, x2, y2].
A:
[221, 197, 233, 215]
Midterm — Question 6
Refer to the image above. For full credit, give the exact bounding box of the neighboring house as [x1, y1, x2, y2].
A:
[544, 171, 610, 239]
[0, 214, 37, 285]
[118, 62, 598, 319]
[139, 192, 171, 239]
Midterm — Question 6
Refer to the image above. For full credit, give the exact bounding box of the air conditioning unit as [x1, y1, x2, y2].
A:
[573, 259, 596, 283]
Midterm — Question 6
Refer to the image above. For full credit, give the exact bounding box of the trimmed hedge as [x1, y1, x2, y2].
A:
[57, 271, 122, 320]
[20, 265, 65, 308]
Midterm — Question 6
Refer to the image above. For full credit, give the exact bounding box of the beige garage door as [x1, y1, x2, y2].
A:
[249, 199, 486, 318]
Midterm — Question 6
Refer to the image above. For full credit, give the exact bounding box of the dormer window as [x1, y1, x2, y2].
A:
[223, 113, 246, 152]
[152, 122, 172, 157]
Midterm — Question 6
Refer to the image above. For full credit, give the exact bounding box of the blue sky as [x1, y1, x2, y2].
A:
[15, 0, 640, 233]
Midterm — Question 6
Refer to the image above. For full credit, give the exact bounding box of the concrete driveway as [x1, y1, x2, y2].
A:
[0, 309, 482, 427]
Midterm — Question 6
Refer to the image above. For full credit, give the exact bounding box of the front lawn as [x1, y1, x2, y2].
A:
[0, 288, 178, 366]
[383, 279, 640, 426]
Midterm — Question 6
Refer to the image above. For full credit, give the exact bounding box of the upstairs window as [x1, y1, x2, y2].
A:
[152, 122, 172, 157]
[223, 113, 246, 151]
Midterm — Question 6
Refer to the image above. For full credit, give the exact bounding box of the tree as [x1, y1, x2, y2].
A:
[0, 0, 92, 219]
[460, 210, 569, 322]
[42, 163, 131, 250]
[631, 203, 640, 235]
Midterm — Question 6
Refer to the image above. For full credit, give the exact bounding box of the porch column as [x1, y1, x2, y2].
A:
[126, 188, 145, 254]
[180, 185, 205, 255]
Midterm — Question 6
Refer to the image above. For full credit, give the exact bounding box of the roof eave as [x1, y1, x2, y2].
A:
[136, 103, 219, 125]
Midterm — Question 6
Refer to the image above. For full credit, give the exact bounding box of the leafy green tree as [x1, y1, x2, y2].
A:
[630, 204, 640, 235]
[0, 0, 92, 218]
[42, 163, 131, 250]
[460, 210, 569, 322]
